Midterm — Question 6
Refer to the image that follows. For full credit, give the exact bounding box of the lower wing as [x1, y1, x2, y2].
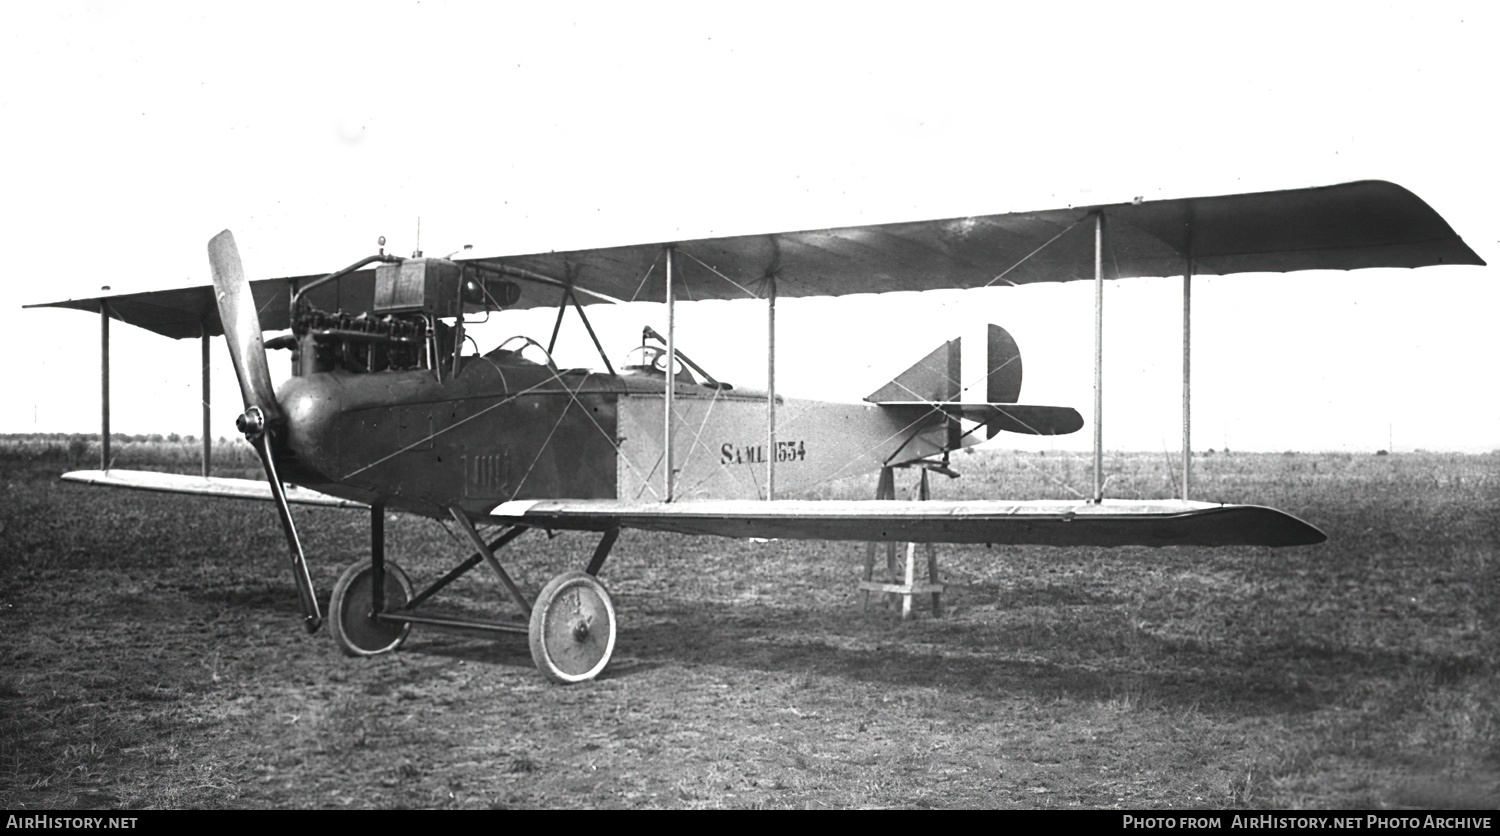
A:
[487, 498, 1326, 547]
[58, 469, 1325, 547]
[60, 469, 366, 508]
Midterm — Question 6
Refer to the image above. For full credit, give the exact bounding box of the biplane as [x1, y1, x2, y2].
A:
[28, 180, 1483, 683]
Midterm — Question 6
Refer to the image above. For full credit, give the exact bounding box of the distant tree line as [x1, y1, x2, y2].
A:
[0, 433, 257, 467]
[0, 432, 219, 444]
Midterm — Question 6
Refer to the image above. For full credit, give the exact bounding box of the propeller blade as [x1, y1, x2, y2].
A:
[207, 230, 281, 421]
[253, 434, 323, 634]
[207, 230, 320, 632]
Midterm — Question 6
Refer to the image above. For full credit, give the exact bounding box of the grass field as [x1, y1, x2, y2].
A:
[1, 440, 1496, 809]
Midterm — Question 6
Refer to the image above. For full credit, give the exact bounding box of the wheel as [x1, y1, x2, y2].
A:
[528, 571, 617, 684]
[330, 559, 413, 657]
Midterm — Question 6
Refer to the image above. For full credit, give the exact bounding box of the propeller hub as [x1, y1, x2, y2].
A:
[236, 404, 267, 438]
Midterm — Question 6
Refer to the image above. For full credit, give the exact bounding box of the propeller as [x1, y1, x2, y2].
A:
[208, 230, 322, 633]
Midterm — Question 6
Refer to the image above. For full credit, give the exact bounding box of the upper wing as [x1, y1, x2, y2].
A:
[487, 498, 1326, 548]
[27, 181, 1483, 339]
[479, 180, 1483, 304]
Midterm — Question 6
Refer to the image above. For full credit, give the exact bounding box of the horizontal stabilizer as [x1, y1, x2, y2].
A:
[877, 402, 1084, 436]
[60, 470, 367, 509]
[488, 498, 1326, 548]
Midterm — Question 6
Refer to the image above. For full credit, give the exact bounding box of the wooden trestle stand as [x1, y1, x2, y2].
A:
[860, 465, 943, 618]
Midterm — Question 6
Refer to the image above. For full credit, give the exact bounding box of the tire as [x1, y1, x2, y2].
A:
[329, 559, 413, 657]
[528, 571, 616, 683]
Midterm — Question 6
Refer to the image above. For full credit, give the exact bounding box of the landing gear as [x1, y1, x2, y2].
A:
[528, 571, 617, 684]
[330, 559, 413, 656]
[336, 505, 622, 681]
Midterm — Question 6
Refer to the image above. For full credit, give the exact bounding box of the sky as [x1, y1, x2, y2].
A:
[2, 2, 1495, 453]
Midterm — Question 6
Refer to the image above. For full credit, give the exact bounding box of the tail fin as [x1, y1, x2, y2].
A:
[864, 338, 961, 403]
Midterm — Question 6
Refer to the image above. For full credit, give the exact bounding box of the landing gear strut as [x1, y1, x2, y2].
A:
[335, 503, 623, 683]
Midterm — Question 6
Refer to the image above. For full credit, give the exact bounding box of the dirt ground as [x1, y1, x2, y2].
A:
[1, 450, 1497, 809]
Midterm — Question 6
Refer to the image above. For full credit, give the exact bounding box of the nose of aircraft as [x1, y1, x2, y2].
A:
[275, 375, 345, 479]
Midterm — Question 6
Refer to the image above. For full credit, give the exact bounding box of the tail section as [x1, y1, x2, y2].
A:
[863, 325, 1025, 406]
[867, 325, 1082, 441]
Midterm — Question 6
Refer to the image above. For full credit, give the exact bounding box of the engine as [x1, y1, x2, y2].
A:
[286, 257, 521, 377]
[292, 308, 434, 375]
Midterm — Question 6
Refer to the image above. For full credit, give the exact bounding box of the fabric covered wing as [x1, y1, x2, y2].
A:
[28, 268, 379, 341]
[487, 498, 1326, 547]
[60, 470, 367, 508]
[480, 181, 1483, 305]
[27, 181, 1483, 339]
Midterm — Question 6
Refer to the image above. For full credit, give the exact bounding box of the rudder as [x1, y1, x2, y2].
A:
[986, 324, 1023, 404]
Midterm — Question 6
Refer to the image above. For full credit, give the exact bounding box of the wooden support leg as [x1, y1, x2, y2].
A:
[920, 469, 941, 616]
[902, 542, 916, 619]
[861, 542, 876, 612]
[926, 540, 941, 616]
[861, 467, 897, 611]
[884, 541, 899, 607]
[860, 466, 943, 618]
[899, 470, 925, 619]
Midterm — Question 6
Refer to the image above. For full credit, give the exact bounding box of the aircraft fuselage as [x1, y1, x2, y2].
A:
[275, 354, 960, 517]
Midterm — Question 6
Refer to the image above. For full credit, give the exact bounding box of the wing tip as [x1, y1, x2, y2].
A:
[1223, 504, 1327, 547]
